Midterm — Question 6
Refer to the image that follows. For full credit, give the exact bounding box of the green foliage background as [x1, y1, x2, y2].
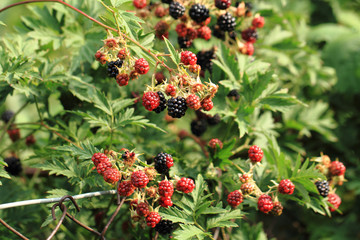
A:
[0, 0, 359, 239]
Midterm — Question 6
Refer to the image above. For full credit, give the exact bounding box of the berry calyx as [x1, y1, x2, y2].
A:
[176, 177, 195, 193]
[131, 170, 149, 188]
[227, 190, 243, 208]
[201, 98, 213, 111]
[146, 212, 161, 228]
[329, 161, 346, 176]
[181, 51, 197, 65]
[158, 180, 174, 197]
[186, 94, 201, 110]
[118, 181, 136, 196]
[328, 193, 341, 212]
[142, 91, 160, 111]
[135, 58, 150, 75]
[257, 194, 274, 213]
[248, 145, 264, 163]
[278, 179, 295, 195]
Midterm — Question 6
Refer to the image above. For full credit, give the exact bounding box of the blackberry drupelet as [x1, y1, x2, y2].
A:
[169, 2, 185, 19]
[189, 4, 209, 23]
[1, 110, 14, 123]
[227, 89, 240, 101]
[315, 180, 330, 197]
[191, 119, 207, 136]
[154, 91, 167, 113]
[154, 152, 172, 174]
[217, 12, 236, 32]
[155, 220, 174, 235]
[178, 37, 192, 48]
[4, 157, 22, 176]
[107, 59, 123, 78]
[241, 28, 258, 43]
[215, 0, 231, 9]
[167, 97, 187, 118]
[196, 50, 216, 72]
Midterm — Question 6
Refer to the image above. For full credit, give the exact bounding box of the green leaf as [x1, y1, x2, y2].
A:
[259, 92, 303, 112]
[206, 209, 243, 229]
[110, 0, 132, 7]
[164, 38, 180, 65]
[93, 90, 113, 116]
[160, 207, 194, 224]
[173, 225, 205, 240]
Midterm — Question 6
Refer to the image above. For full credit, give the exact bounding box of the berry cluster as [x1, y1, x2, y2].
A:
[132, 1, 264, 55]
[313, 154, 346, 212]
[90, 149, 196, 235]
[95, 37, 149, 87]
[141, 50, 218, 118]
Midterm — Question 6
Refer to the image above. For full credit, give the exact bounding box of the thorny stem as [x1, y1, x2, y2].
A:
[0, 0, 173, 73]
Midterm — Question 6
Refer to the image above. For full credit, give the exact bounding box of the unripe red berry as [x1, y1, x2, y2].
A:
[159, 180, 174, 197]
[165, 84, 177, 96]
[175, 23, 187, 37]
[201, 98, 213, 111]
[227, 190, 243, 207]
[133, 0, 147, 9]
[176, 177, 195, 193]
[181, 51, 197, 65]
[131, 170, 149, 188]
[329, 161, 346, 176]
[278, 179, 295, 195]
[159, 196, 173, 208]
[328, 193, 341, 212]
[118, 181, 136, 196]
[146, 212, 161, 228]
[136, 202, 150, 217]
[257, 194, 274, 213]
[186, 94, 201, 110]
[135, 58, 150, 75]
[252, 16, 265, 28]
[116, 73, 130, 86]
[248, 145, 263, 163]
[208, 138, 223, 149]
[240, 182, 254, 194]
[142, 91, 160, 111]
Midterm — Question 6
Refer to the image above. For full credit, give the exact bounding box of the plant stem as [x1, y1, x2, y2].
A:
[0, 0, 173, 72]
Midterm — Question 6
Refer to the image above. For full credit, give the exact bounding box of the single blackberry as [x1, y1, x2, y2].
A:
[154, 152, 172, 174]
[189, 4, 209, 23]
[167, 97, 187, 118]
[207, 114, 221, 125]
[155, 220, 174, 235]
[191, 119, 207, 136]
[1, 110, 14, 123]
[241, 28, 258, 43]
[4, 157, 22, 176]
[212, 25, 225, 40]
[169, 2, 185, 19]
[315, 180, 330, 197]
[227, 89, 240, 101]
[196, 50, 216, 72]
[217, 12, 236, 32]
[161, 0, 173, 4]
[107, 59, 123, 78]
[178, 37, 192, 48]
[216, 0, 231, 9]
[154, 91, 167, 113]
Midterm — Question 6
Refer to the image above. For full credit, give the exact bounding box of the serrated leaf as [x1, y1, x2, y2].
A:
[160, 207, 194, 224]
[173, 225, 205, 240]
[47, 189, 72, 198]
[164, 38, 180, 65]
[93, 90, 112, 116]
[206, 209, 243, 229]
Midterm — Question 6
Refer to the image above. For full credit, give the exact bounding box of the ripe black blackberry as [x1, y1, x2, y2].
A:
[207, 114, 221, 125]
[169, 2, 185, 19]
[315, 180, 330, 197]
[215, 0, 231, 9]
[154, 91, 167, 113]
[241, 28, 258, 43]
[189, 4, 209, 23]
[227, 89, 240, 101]
[196, 50, 216, 72]
[155, 220, 174, 235]
[1, 110, 14, 123]
[217, 12, 236, 32]
[178, 37, 192, 48]
[167, 97, 187, 118]
[154, 152, 171, 174]
[212, 25, 225, 40]
[161, 0, 173, 4]
[107, 59, 123, 78]
[191, 119, 207, 136]
[4, 157, 22, 176]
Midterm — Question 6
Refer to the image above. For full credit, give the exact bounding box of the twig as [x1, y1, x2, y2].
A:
[0, 0, 173, 73]
[0, 218, 29, 240]
[100, 197, 126, 239]
[213, 227, 220, 240]
[46, 203, 67, 240]
[0, 190, 117, 210]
